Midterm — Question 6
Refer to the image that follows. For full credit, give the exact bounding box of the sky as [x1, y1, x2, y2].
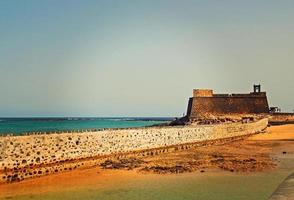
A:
[0, 0, 293, 117]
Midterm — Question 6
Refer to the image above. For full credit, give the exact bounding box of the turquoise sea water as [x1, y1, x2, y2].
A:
[0, 117, 172, 135]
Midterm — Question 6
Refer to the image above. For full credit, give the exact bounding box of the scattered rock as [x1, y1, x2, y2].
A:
[141, 165, 191, 174]
[100, 158, 144, 170]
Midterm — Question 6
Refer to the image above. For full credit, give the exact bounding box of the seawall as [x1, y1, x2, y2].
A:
[0, 118, 268, 183]
[269, 113, 294, 125]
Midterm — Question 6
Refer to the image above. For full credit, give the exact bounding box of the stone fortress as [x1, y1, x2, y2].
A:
[0, 84, 292, 183]
[180, 84, 293, 125]
[187, 84, 269, 118]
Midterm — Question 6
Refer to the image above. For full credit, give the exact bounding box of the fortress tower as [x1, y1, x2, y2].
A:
[186, 85, 269, 118]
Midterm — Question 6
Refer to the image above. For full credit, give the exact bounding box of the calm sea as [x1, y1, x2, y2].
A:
[0, 117, 173, 135]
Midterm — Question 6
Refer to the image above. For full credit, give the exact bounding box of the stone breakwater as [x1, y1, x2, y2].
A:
[269, 113, 294, 125]
[0, 118, 268, 183]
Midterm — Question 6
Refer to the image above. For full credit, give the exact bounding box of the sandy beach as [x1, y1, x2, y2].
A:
[0, 124, 293, 200]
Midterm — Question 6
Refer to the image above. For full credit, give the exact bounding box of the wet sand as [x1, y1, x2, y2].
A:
[269, 172, 294, 200]
[0, 124, 293, 200]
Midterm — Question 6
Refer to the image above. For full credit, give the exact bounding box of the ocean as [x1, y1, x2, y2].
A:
[0, 117, 173, 135]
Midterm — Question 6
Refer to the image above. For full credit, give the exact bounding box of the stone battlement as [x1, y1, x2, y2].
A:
[193, 89, 213, 97]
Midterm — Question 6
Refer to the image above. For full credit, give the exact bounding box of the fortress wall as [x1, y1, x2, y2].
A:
[186, 98, 193, 116]
[193, 89, 213, 97]
[188, 96, 269, 117]
[0, 118, 268, 183]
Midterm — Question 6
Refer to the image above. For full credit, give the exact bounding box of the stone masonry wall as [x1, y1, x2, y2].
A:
[193, 89, 213, 97]
[187, 96, 269, 117]
[0, 118, 268, 183]
[269, 113, 294, 125]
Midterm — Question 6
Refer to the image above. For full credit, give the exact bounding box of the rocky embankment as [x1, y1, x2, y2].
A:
[0, 118, 268, 183]
[269, 113, 294, 125]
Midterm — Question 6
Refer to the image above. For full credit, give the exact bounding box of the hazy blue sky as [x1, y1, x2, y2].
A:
[0, 0, 293, 117]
